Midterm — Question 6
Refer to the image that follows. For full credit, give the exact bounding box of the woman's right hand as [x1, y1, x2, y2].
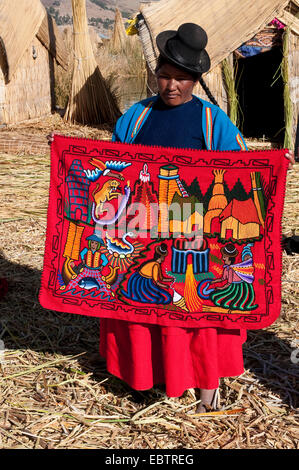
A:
[46, 132, 54, 145]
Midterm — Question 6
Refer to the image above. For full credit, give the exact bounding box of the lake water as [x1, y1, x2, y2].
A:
[116, 76, 148, 113]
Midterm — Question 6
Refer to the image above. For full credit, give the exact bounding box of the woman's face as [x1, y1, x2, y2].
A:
[222, 254, 231, 265]
[156, 62, 197, 107]
[90, 240, 98, 251]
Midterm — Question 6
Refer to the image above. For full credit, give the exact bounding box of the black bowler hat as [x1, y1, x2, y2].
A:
[221, 244, 239, 258]
[156, 23, 211, 74]
[155, 243, 168, 258]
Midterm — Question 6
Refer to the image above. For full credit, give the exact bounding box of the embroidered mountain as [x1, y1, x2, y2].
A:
[127, 163, 158, 231]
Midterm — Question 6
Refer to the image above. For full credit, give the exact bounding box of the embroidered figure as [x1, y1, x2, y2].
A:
[208, 243, 258, 311]
[121, 243, 173, 305]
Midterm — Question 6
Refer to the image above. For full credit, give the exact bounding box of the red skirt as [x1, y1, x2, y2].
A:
[99, 319, 247, 397]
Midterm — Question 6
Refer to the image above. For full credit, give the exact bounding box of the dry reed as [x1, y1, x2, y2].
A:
[0, 129, 298, 448]
[64, 0, 120, 126]
[222, 58, 239, 127]
[282, 27, 293, 149]
[110, 8, 127, 53]
[99, 38, 146, 79]
[55, 33, 145, 112]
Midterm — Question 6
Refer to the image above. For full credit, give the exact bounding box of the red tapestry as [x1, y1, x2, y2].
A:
[39, 135, 288, 330]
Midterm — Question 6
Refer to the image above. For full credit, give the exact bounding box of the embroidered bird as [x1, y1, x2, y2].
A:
[106, 232, 135, 259]
[84, 159, 131, 182]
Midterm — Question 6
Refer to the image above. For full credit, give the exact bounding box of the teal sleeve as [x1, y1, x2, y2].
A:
[212, 108, 247, 151]
[101, 253, 109, 267]
[80, 248, 88, 261]
[112, 97, 157, 144]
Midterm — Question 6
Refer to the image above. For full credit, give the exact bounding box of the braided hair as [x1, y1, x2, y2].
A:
[198, 76, 219, 107]
[155, 55, 219, 107]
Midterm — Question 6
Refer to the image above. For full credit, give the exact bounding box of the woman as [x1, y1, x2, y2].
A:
[48, 23, 294, 412]
[121, 243, 173, 304]
[209, 243, 258, 311]
[101, 23, 256, 412]
[112, 24, 247, 151]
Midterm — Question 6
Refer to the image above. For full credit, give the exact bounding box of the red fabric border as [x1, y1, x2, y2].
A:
[39, 135, 288, 330]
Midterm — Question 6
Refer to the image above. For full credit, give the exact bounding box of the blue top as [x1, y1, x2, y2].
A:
[133, 96, 205, 149]
[112, 95, 247, 151]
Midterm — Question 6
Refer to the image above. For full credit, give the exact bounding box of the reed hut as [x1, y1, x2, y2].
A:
[0, 0, 68, 125]
[135, 0, 298, 149]
[111, 8, 127, 52]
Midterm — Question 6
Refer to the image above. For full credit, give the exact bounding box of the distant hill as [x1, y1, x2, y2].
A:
[41, 0, 156, 36]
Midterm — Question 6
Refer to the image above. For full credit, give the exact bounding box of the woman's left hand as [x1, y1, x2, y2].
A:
[285, 150, 295, 170]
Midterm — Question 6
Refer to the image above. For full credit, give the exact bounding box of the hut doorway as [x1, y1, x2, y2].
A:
[235, 47, 284, 143]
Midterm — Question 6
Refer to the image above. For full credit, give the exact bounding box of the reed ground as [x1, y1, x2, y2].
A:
[0, 125, 298, 448]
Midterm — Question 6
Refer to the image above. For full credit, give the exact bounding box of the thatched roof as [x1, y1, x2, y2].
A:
[0, 0, 67, 83]
[138, 0, 291, 72]
[277, 1, 299, 34]
[37, 12, 68, 70]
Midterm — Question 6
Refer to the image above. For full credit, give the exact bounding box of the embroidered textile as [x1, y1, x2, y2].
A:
[39, 135, 288, 330]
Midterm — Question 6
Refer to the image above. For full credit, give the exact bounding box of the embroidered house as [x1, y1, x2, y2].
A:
[66, 160, 90, 223]
[169, 193, 203, 237]
[219, 198, 261, 240]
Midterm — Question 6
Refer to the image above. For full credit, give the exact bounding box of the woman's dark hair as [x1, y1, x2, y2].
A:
[155, 55, 219, 107]
[153, 242, 168, 260]
[198, 76, 219, 107]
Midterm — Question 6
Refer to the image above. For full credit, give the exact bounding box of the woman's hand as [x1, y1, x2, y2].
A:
[285, 150, 295, 170]
[46, 132, 54, 145]
[157, 280, 172, 289]
[214, 285, 227, 291]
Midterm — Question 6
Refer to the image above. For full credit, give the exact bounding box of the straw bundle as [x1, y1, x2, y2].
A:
[64, 0, 120, 125]
[285, 25, 299, 148]
[138, 0, 290, 73]
[222, 57, 239, 126]
[111, 8, 127, 53]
